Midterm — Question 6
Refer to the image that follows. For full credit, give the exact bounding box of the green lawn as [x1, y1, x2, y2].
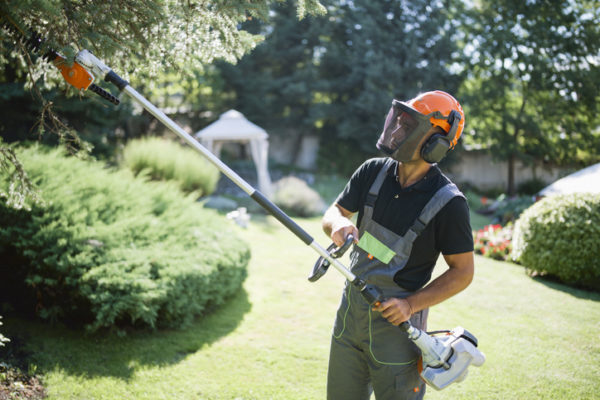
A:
[4, 215, 600, 399]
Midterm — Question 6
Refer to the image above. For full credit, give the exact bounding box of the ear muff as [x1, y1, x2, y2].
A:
[421, 133, 451, 163]
[420, 110, 462, 164]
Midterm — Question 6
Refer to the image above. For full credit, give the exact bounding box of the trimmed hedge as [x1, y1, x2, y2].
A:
[122, 137, 220, 196]
[0, 146, 249, 332]
[512, 194, 600, 289]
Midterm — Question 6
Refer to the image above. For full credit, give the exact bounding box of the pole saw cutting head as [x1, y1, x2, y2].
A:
[1, 16, 121, 105]
[401, 322, 486, 390]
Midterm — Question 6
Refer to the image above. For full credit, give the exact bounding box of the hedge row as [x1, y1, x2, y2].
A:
[0, 145, 249, 332]
[512, 193, 600, 289]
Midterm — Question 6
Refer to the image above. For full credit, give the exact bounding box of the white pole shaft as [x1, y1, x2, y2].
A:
[122, 85, 358, 283]
[123, 85, 256, 196]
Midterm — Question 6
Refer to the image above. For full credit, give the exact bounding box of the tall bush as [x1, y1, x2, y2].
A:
[272, 176, 326, 217]
[512, 194, 600, 288]
[0, 146, 249, 332]
[122, 137, 219, 196]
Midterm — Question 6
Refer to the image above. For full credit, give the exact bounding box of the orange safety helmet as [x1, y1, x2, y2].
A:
[409, 91, 465, 148]
[377, 90, 465, 163]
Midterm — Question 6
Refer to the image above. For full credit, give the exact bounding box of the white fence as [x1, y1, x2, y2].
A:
[447, 151, 572, 191]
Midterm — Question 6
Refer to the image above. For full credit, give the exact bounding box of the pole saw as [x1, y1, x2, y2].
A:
[3, 20, 485, 391]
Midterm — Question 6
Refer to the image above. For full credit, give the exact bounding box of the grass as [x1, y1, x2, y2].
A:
[3, 215, 600, 399]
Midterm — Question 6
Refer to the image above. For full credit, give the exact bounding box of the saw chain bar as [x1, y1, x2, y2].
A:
[1, 20, 56, 61]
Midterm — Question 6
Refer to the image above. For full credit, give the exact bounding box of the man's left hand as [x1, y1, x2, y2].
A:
[372, 298, 412, 325]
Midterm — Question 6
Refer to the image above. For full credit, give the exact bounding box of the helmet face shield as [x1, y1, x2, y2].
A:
[376, 100, 433, 162]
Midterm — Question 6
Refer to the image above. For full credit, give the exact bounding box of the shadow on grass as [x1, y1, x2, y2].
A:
[2, 289, 251, 381]
[531, 275, 600, 301]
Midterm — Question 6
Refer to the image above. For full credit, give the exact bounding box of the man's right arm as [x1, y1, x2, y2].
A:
[322, 203, 358, 247]
[323, 158, 375, 246]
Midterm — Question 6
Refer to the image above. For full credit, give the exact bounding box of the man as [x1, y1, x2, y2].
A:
[322, 90, 474, 400]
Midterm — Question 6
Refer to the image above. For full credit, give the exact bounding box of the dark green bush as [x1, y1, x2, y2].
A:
[516, 177, 547, 196]
[272, 176, 326, 217]
[0, 146, 249, 332]
[492, 194, 535, 224]
[122, 137, 219, 196]
[512, 194, 600, 289]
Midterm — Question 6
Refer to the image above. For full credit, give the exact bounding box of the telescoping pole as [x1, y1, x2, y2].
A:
[74, 50, 366, 286]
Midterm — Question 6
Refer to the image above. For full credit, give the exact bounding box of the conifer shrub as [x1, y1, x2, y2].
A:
[512, 194, 600, 289]
[0, 146, 249, 332]
[122, 137, 219, 196]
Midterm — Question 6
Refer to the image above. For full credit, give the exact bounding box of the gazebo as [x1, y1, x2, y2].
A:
[195, 110, 272, 196]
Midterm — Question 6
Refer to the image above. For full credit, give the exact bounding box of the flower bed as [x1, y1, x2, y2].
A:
[474, 224, 514, 261]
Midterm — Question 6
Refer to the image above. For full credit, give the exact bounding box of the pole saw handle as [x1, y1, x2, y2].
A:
[332, 234, 355, 258]
[370, 299, 412, 332]
[89, 84, 120, 105]
[308, 234, 355, 282]
[399, 321, 411, 331]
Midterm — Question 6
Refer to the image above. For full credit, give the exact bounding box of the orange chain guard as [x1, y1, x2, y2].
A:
[53, 55, 94, 90]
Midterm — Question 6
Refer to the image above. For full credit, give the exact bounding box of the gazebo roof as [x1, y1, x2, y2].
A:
[539, 162, 600, 196]
[195, 110, 268, 141]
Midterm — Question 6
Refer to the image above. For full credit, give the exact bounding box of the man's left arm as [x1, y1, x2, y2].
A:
[374, 251, 474, 325]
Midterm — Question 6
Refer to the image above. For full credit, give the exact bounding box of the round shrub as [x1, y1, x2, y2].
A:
[122, 137, 219, 196]
[512, 194, 600, 288]
[0, 146, 249, 332]
[272, 176, 326, 217]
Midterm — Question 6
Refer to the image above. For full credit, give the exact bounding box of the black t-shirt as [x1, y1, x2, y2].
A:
[336, 157, 474, 291]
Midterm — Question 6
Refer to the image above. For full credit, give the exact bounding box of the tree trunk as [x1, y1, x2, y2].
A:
[509, 82, 527, 196]
[507, 153, 516, 195]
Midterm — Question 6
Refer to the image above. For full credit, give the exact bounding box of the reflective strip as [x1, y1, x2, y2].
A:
[357, 232, 395, 264]
[368, 308, 417, 366]
[333, 285, 352, 339]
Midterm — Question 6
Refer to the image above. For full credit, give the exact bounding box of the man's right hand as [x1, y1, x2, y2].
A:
[330, 221, 359, 247]
[322, 203, 359, 247]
